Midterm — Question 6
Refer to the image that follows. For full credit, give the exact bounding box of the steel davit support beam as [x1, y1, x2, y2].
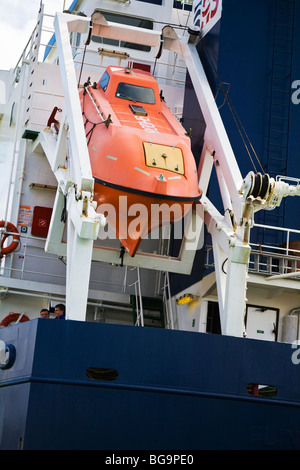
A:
[44, 12, 105, 321]
[65, 187, 95, 321]
[54, 12, 94, 194]
[161, 27, 250, 337]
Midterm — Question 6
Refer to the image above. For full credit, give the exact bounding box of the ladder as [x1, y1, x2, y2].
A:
[23, 3, 44, 132]
[262, 0, 295, 235]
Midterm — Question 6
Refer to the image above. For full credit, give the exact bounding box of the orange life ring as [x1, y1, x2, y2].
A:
[0, 313, 30, 327]
[0, 221, 20, 257]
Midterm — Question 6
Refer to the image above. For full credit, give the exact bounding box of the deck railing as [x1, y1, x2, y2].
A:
[0, 233, 126, 291]
[205, 223, 300, 279]
[11, 10, 187, 91]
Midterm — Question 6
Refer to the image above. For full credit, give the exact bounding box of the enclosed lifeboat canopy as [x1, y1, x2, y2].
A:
[79, 66, 201, 256]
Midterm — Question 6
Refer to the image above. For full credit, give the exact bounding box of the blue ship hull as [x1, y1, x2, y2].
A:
[1, 0, 300, 452]
[0, 319, 300, 450]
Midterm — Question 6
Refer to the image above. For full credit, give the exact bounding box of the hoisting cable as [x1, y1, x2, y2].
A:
[226, 95, 265, 174]
[153, 7, 191, 77]
[78, 19, 93, 87]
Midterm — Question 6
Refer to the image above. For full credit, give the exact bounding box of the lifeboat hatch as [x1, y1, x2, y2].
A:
[143, 142, 184, 174]
[129, 104, 148, 116]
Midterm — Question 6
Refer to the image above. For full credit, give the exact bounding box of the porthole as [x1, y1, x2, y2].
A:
[86, 367, 118, 381]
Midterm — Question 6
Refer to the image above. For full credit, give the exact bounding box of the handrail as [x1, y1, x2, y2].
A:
[0, 233, 126, 290]
[128, 267, 144, 326]
[13, 25, 38, 73]
[205, 222, 300, 278]
[11, 9, 187, 85]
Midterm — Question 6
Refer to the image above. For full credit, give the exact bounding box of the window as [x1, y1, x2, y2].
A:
[92, 12, 153, 52]
[116, 82, 155, 104]
[100, 71, 110, 91]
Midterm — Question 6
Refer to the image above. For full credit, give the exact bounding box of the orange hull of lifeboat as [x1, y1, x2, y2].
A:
[80, 66, 201, 256]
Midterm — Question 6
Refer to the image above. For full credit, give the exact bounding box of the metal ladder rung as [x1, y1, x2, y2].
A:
[273, 59, 292, 66]
[271, 102, 290, 107]
[274, 36, 293, 42]
[275, 23, 293, 29]
[276, 11, 295, 17]
[273, 48, 292, 55]
[271, 88, 290, 94]
[271, 74, 292, 80]
[270, 115, 288, 121]
[269, 129, 288, 135]
[269, 142, 288, 148]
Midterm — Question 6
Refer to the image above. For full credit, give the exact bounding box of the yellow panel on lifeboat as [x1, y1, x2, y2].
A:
[143, 142, 184, 175]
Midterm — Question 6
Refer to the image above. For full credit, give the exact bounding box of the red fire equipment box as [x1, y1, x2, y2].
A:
[31, 206, 52, 238]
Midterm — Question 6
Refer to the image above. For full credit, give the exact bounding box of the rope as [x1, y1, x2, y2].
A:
[81, 88, 109, 144]
[226, 95, 265, 174]
[78, 19, 93, 87]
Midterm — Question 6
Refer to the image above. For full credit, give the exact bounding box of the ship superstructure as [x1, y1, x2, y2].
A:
[0, 0, 299, 338]
[1, 0, 300, 450]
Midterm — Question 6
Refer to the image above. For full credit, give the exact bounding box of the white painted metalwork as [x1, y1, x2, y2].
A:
[37, 13, 106, 321]
[163, 271, 174, 330]
[128, 267, 144, 326]
[24, 9, 300, 334]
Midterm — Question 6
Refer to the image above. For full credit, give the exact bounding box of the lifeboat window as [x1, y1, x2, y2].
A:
[116, 82, 155, 104]
[99, 71, 110, 91]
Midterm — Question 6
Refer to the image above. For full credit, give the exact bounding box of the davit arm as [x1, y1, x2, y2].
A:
[161, 26, 300, 337]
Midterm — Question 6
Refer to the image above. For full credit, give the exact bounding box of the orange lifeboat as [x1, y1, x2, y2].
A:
[79, 66, 201, 256]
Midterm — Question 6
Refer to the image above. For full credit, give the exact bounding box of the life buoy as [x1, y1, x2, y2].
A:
[0, 221, 20, 257]
[0, 313, 30, 327]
